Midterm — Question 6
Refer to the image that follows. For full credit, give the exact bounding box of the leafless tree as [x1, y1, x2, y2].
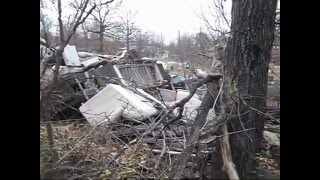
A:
[115, 10, 141, 51]
[86, 0, 121, 53]
[274, 6, 280, 48]
[135, 31, 150, 53]
[40, 0, 116, 166]
[198, 0, 231, 45]
[173, 0, 278, 179]
[80, 22, 90, 50]
[157, 33, 165, 54]
[194, 30, 211, 55]
[221, 0, 278, 178]
[40, 0, 54, 44]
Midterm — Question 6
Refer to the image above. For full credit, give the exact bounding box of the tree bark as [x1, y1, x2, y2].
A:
[221, 0, 278, 178]
[99, 23, 104, 53]
[126, 31, 130, 51]
[82, 25, 89, 51]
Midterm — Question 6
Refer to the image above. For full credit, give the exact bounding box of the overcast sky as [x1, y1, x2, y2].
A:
[43, 0, 232, 44]
[43, 0, 279, 44]
[119, 0, 231, 44]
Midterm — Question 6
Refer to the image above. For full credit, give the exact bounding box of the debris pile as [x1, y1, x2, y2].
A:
[40, 40, 215, 178]
[40, 40, 280, 179]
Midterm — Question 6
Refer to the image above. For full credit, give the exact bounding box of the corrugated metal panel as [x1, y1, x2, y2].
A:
[117, 64, 157, 86]
[93, 62, 166, 88]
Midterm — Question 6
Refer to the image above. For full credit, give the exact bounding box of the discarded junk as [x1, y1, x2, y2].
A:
[40, 42, 205, 126]
[79, 84, 159, 125]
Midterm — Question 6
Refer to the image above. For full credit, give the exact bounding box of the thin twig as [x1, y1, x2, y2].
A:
[55, 123, 101, 165]
[237, 96, 253, 142]
[154, 124, 166, 169]
[216, 127, 256, 138]
[241, 99, 280, 122]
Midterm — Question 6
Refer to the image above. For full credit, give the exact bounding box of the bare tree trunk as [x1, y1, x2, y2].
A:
[99, 28, 104, 53]
[81, 24, 89, 51]
[41, 0, 116, 167]
[126, 33, 130, 51]
[218, 0, 278, 178]
[85, 36, 88, 51]
[40, 0, 65, 164]
[177, 30, 186, 79]
[73, 31, 78, 45]
[43, 31, 48, 45]
[46, 123, 59, 163]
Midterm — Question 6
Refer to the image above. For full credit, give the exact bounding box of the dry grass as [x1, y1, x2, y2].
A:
[40, 121, 177, 179]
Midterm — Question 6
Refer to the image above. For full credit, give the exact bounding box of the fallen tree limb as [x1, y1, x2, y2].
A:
[109, 75, 222, 166]
[138, 75, 222, 138]
[173, 77, 222, 179]
[154, 124, 166, 169]
[164, 75, 222, 127]
[220, 123, 240, 180]
[61, 59, 109, 76]
[151, 149, 196, 157]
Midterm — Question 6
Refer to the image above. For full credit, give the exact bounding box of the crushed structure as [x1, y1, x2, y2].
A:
[40, 40, 206, 121]
[40, 39, 280, 179]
